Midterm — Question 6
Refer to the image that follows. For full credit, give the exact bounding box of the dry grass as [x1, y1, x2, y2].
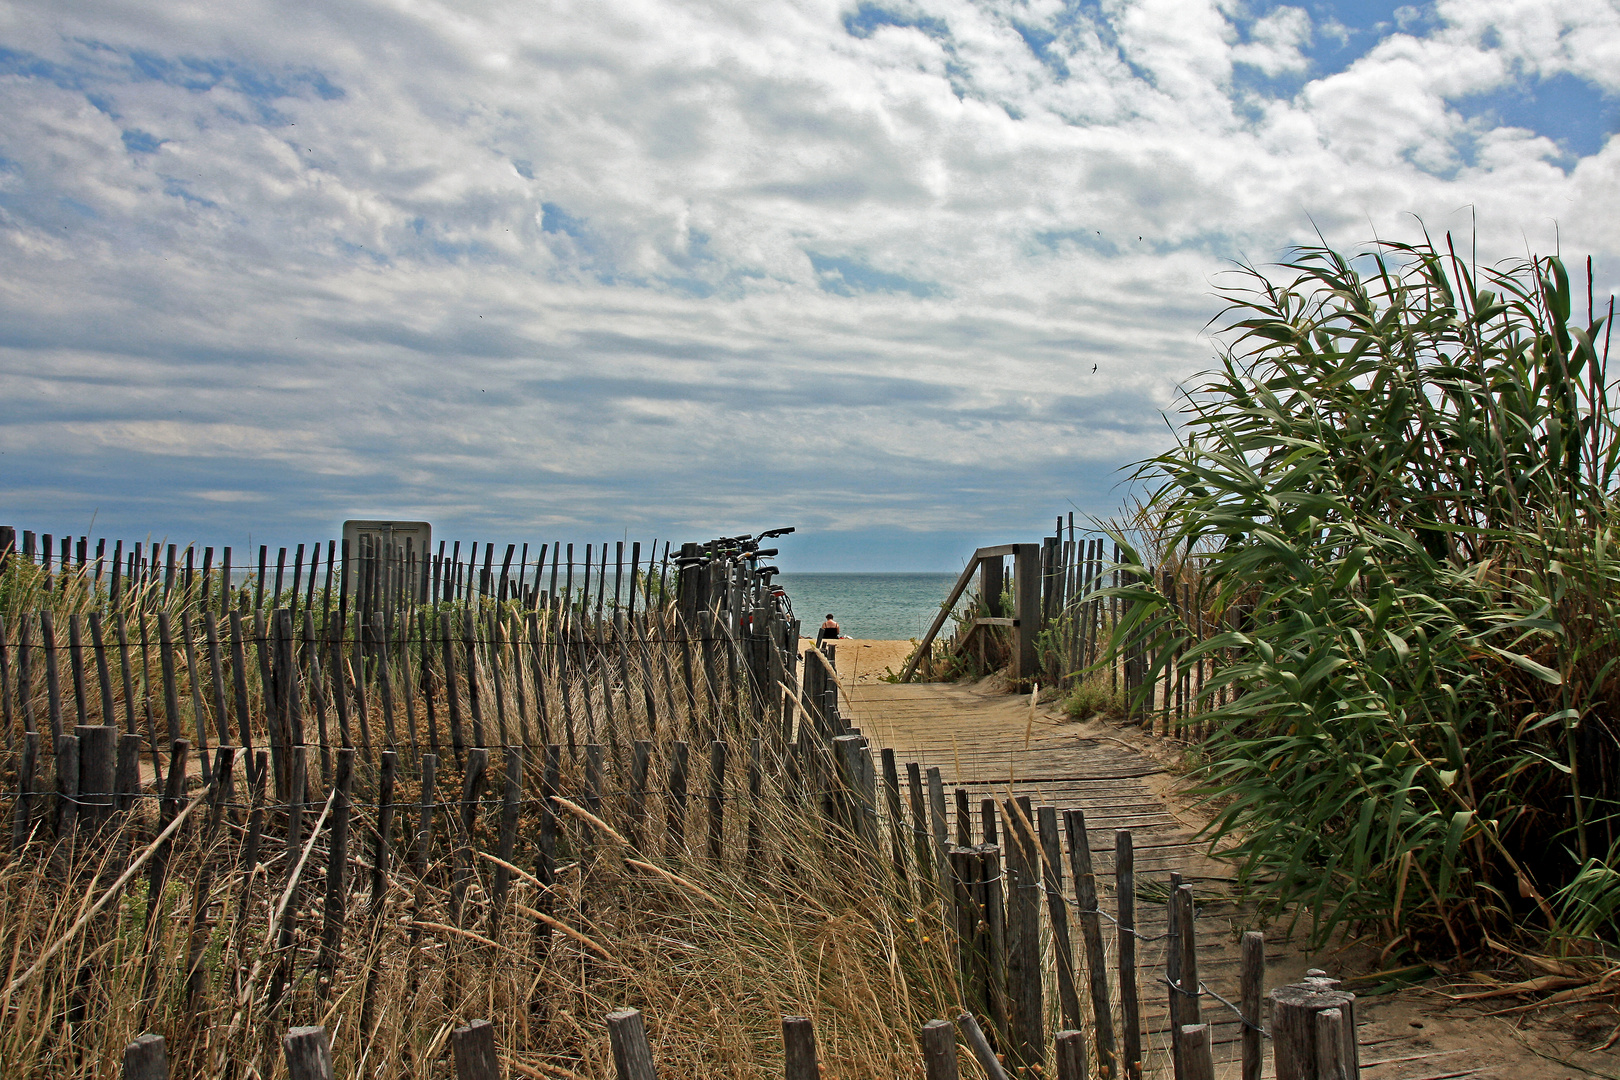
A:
[0, 764, 966, 1078]
[0, 560, 976, 1078]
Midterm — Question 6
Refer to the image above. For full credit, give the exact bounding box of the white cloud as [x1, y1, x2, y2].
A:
[0, 0, 1615, 566]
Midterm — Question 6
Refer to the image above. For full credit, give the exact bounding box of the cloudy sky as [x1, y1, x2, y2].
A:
[1, 0, 1616, 571]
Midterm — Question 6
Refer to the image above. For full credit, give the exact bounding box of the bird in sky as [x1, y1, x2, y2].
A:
[1092, 364, 1098, 373]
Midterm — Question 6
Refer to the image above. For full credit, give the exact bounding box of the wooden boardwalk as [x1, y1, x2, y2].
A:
[842, 677, 1510, 1080]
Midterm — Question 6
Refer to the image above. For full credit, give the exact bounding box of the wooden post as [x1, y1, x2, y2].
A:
[782, 1016, 818, 1080]
[907, 763, 932, 884]
[122, 1033, 168, 1080]
[1055, 1030, 1088, 1080]
[1171, 884, 1202, 1080]
[11, 730, 37, 850]
[746, 736, 763, 866]
[319, 747, 354, 990]
[115, 732, 142, 814]
[1175, 1025, 1213, 1080]
[1241, 932, 1265, 1080]
[235, 750, 269, 931]
[50, 739, 77, 845]
[372, 750, 397, 909]
[452, 747, 489, 925]
[667, 740, 688, 856]
[1117, 830, 1140, 1080]
[1270, 975, 1357, 1080]
[1038, 807, 1083, 1033]
[881, 747, 907, 880]
[950, 846, 981, 1008]
[283, 1026, 335, 1080]
[707, 739, 726, 863]
[490, 744, 523, 932]
[1315, 1009, 1347, 1080]
[145, 739, 188, 931]
[978, 843, 1009, 1045]
[1014, 543, 1041, 679]
[1061, 808, 1116, 1076]
[534, 743, 559, 957]
[42, 610, 64, 744]
[607, 1008, 659, 1080]
[452, 1018, 501, 1080]
[1002, 801, 1043, 1070]
[927, 767, 950, 900]
[955, 1010, 1012, 1080]
[832, 734, 862, 839]
[76, 724, 115, 831]
[629, 740, 651, 851]
[920, 1019, 959, 1080]
[584, 742, 604, 847]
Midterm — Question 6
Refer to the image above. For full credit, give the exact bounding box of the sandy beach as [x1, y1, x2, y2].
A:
[799, 637, 916, 684]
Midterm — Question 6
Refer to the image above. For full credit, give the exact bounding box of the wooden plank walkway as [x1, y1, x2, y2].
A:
[841, 677, 1517, 1080]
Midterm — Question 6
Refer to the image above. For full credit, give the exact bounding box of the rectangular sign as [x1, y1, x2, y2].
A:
[342, 519, 432, 610]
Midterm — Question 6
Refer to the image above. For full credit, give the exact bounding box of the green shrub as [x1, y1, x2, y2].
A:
[1105, 234, 1619, 954]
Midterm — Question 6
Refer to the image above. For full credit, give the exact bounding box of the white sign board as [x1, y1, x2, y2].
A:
[342, 519, 432, 605]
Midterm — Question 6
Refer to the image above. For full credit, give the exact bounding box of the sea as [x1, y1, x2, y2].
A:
[776, 572, 960, 642]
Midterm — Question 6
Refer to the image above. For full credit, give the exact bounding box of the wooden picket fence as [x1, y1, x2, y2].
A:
[910, 517, 1233, 744]
[0, 523, 1356, 1078]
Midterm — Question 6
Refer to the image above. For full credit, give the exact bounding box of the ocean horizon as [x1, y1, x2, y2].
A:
[776, 571, 960, 642]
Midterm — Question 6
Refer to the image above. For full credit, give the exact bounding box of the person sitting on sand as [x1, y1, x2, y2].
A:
[817, 613, 841, 644]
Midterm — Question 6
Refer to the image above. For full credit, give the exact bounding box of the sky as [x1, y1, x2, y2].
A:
[0, 0, 1616, 572]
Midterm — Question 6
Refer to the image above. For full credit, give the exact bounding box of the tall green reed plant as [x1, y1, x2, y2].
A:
[1106, 233, 1619, 955]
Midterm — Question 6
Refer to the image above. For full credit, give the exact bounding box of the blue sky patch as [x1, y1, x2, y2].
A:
[1011, 20, 1069, 80]
[540, 202, 589, 239]
[121, 129, 164, 155]
[808, 252, 938, 298]
[1457, 73, 1616, 163]
[842, 3, 949, 42]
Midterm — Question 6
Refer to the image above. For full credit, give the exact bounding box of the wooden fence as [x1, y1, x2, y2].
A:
[904, 517, 1229, 744]
[0, 522, 1351, 1078]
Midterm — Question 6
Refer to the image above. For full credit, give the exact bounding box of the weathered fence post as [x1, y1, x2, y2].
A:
[1002, 799, 1043, 1070]
[1055, 1029, 1088, 1080]
[920, 1019, 959, 1080]
[607, 1008, 659, 1080]
[1117, 829, 1141, 1080]
[453, 1018, 501, 1080]
[955, 1010, 1012, 1080]
[1270, 971, 1357, 1080]
[283, 1026, 335, 1080]
[122, 1034, 168, 1080]
[1241, 931, 1265, 1080]
[707, 739, 727, 862]
[782, 1015, 818, 1080]
[1315, 1009, 1348, 1080]
[1175, 1024, 1213, 1080]
[76, 724, 115, 831]
[1038, 807, 1082, 1034]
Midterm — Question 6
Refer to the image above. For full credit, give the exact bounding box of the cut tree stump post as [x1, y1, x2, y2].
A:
[1055, 1029, 1089, 1080]
[920, 1019, 959, 1080]
[1315, 1009, 1347, 1080]
[607, 1008, 659, 1080]
[283, 1025, 334, 1080]
[1175, 1024, 1213, 1080]
[122, 1034, 168, 1080]
[1270, 972, 1357, 1080]
[782, 1015, 818, 1080]
[452, 1018, 501, 1080]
